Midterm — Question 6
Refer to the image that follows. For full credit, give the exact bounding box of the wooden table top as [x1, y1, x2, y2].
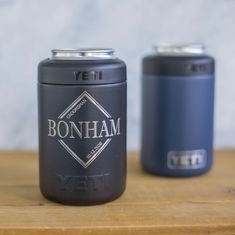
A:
[0, 151, 235, 235]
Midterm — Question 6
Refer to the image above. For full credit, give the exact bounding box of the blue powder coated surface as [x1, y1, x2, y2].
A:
[141, 74, 214, 176]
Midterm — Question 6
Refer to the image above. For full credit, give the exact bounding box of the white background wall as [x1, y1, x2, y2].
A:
[0, 0, 234, 150]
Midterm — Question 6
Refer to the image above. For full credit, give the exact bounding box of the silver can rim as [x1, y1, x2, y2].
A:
[51, 48, 115, 60]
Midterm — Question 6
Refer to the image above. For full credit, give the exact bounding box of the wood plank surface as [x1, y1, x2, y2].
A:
[0, 151, 235, 235]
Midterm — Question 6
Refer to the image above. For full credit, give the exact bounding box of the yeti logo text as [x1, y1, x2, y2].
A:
[47, 91, 121, 168]
[167, 149, 207, 170]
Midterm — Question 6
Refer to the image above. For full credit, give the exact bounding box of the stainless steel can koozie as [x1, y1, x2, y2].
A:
[141, 44, 215, 177]
[38, 48, 127, 205]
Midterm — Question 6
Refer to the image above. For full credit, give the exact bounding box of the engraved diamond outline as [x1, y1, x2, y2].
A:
[57, 91, 112, 168]
[58, 91, 111, 119]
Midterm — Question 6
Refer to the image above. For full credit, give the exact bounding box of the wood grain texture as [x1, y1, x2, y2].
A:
[0, 150, 235, 235]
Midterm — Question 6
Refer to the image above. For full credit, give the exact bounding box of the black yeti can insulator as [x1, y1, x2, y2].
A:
[38, 48, 127, 205]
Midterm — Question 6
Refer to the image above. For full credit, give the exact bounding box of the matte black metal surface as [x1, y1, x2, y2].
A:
[38, 58, 127, 205]
[38, 58, 126, 85]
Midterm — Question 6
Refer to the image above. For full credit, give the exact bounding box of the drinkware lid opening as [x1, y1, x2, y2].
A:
[51, 48, 115, 60]
[154, 43, 206, 56]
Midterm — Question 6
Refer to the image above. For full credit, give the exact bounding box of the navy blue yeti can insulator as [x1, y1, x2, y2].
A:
[38, 49, 127, 205]
[141, 44, 215, 177]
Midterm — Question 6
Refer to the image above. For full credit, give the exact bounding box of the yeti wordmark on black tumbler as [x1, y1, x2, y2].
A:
[38, 48, 127, 205]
